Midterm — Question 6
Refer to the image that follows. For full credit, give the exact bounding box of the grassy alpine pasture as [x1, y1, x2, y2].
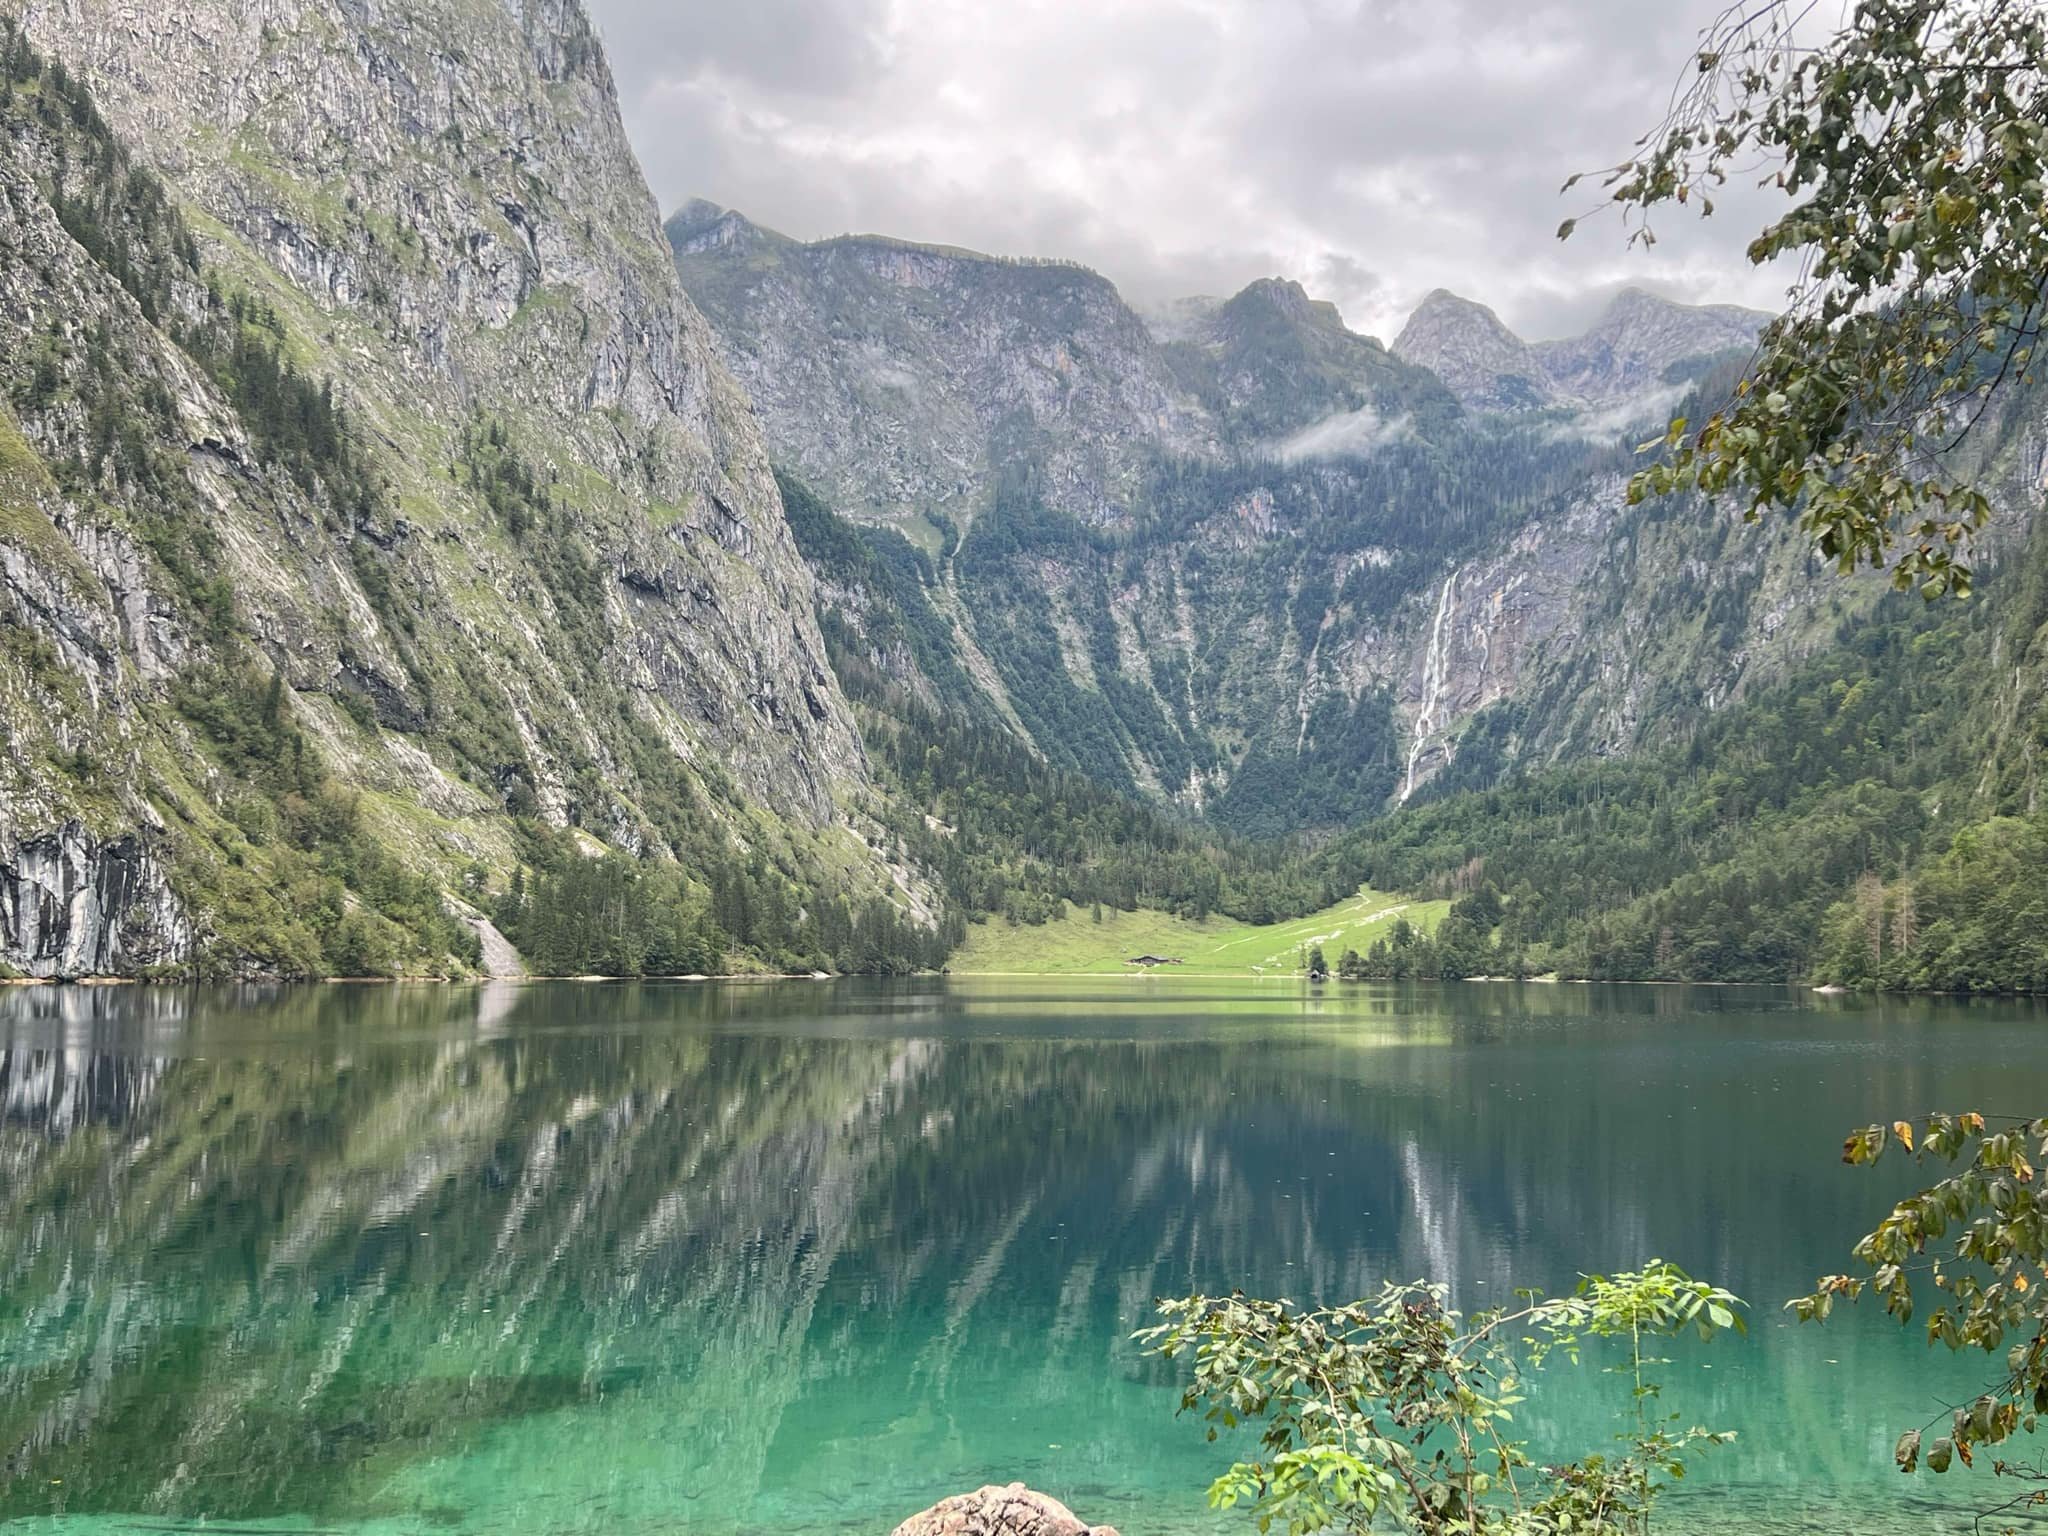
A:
[948, 886, 1450, 975]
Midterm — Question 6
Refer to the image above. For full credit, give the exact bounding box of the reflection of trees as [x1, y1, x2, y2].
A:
[0, 981, 2023, 1531]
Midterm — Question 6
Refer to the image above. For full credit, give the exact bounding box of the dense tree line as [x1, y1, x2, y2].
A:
[794, 451, 2048, 991]
[490, 830, 954, 978]
[790, 471, 1353, 932]
[1315, 515, 2048, 991]
[851, 692, 1347, 929]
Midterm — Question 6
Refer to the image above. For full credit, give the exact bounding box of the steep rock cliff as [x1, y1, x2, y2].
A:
[671, 209, 1836, 824]
[670, 202, 1209, 529]
[0, 3, 897, 974]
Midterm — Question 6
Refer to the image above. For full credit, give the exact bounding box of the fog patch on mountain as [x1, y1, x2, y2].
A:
[1268, 405, 1415, 464]
[1541, 381, 1694, 446]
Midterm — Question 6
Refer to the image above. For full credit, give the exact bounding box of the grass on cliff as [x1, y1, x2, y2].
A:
[949, 885, 1449, 976]
[0, 406, 98, 596]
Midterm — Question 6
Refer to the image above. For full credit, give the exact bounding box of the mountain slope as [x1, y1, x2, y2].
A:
[1392, 285, 1768, 414]
[1533, 288, 1767, 406]
[1157, 276, 1460, 445]
[0, 5, 910, 976]
[1391, 290, 1556, 411]
[670, 211, 1890, 826]
[669, 201, 1209, 530]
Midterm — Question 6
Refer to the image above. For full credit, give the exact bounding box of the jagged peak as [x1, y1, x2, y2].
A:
[1394, 289, 1528, 352]
[1218, 277, 1374, 347]
[1223, 276, 1314, 321]
[664, 199, 782, 254]
[1414, 286, 1501, 316]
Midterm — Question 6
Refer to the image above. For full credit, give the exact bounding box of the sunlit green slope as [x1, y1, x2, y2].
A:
[949, 885, 1449, 975]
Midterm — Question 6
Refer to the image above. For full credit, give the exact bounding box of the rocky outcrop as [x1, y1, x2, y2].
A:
[670, 205, 1210, 528]
[0, 822, 192, 978]
[891, 1485, 1119, 1536]
[1392, 289, 1556, 411]
[1393, 285, 1768, 414]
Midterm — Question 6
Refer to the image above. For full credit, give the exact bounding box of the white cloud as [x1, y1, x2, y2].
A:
[1538, 382, 1696, 444]
[592, 0, 1797, 340]
[1269, 405, 1414, 463]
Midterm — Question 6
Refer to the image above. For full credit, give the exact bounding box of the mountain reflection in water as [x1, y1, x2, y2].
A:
[3, 978, 2041, 1535]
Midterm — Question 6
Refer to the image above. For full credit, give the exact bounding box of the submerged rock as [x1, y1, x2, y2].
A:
[890, 1484, 1119, 1536]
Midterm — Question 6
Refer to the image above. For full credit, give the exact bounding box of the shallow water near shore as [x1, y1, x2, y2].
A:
[4, 977, 2046, 1536]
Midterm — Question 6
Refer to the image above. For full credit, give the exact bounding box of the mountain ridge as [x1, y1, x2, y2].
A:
[1393, 283, 1771, 412]
[665, 201, 1876, 830]
[0, 1, 923, 976]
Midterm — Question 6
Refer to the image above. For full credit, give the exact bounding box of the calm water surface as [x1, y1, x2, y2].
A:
[4, 979, 2047, 1536]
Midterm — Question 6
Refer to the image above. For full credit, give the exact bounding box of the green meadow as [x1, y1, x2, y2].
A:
[948, 885, 1450, 975]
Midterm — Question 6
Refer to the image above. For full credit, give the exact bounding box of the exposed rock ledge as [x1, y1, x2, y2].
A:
[0, 820, 193, 978]
[892, 1485, 1120, 1536]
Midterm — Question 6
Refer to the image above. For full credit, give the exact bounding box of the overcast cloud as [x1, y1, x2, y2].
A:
[589, 0, 1802, 343]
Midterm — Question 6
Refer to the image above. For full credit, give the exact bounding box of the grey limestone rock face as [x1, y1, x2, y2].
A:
[0, 0, 917, 974]
[1532, 288, 1766, 408]
[1393, 285, 1769, 413]
[17, 0, 866, 822]
[1392, 289, 1557, 411]
[671, 208, 1213, 529]
[671, 205, 1842, 816]
[0, 822, 193, 978]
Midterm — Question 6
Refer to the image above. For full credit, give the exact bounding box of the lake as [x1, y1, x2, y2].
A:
[3, 978, 2044, 1536]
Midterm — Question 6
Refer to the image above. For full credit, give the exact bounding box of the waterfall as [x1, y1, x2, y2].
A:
[1402, 570, 1459, 801]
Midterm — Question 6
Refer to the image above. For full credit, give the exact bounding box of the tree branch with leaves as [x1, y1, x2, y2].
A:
[1799, 1112, 2048, 1490]
[1140, 1262, 1744, 1536]
[1565, 0, 2048, 598]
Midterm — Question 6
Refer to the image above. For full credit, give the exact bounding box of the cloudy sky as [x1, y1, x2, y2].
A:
[588, 0, 1802, 343]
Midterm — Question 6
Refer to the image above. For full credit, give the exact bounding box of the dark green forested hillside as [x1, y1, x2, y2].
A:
[777, 439, 2048, 992]
[782, 469, 1348, 934]
[1317, 518, 2048, 991]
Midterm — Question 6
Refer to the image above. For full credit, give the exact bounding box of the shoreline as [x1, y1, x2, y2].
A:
[5, 971, 2041, 998]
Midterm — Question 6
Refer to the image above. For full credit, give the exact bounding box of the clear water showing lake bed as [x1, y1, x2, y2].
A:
[3, 978, 2044, 1536]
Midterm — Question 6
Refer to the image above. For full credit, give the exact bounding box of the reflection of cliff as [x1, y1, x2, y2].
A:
[0, 1001, 920, 1520]
[0, 981, 2021, 1531]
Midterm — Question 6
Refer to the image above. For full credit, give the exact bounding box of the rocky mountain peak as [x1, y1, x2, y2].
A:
[669, 207, 1208, 526]
[1391, 290, 1553, 410]
[667, 198, 771, 253]
[1535, 287, 1768, 409]
[1392, 282, 1770, 414]
[1225, 276, 1312, 319]
[1218, 277, 1362, 343]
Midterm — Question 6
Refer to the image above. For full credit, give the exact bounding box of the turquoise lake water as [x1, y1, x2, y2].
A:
[4, 978, 2047, 1535]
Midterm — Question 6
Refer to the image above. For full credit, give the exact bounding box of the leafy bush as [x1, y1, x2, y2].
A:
[1144, 1263, 1744, 1536]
